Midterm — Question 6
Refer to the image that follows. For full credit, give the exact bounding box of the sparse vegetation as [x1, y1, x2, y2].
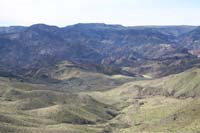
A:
[1, 67, 200, 132]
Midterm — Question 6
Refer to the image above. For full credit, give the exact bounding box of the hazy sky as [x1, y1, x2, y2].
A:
[1, 0, 200, 27]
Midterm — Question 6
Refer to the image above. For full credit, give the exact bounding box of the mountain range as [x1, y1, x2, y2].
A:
[1, 23, 200, 133]
[0, 23, 200, 78]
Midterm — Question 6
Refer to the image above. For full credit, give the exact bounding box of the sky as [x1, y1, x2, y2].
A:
[0, 0, 200, 27]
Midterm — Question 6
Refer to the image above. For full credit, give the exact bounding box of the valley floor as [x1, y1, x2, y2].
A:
[1, 67, 200, 133]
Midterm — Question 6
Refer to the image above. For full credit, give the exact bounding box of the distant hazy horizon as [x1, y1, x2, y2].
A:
[0, 23, 199, 28]
[1, 0, 200, 27]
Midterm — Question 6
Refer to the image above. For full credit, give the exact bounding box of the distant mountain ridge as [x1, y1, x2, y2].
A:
[0, 23, 200, 78]
[0, 26, 27, 35]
